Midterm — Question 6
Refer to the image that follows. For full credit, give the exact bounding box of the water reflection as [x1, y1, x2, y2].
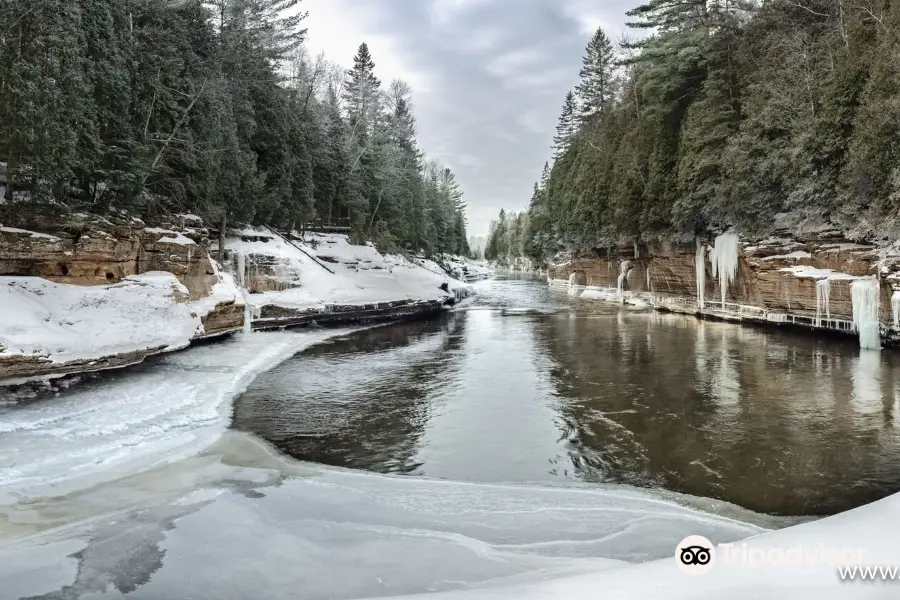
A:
[233, 277, 900, 516]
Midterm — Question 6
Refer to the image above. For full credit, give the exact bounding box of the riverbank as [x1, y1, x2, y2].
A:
[548, 229, 900, 350]
[0, 212, 478, 385]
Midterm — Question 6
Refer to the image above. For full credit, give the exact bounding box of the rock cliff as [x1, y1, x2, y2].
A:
[0, 209, 244, 382]
[548, 227, 900, 348]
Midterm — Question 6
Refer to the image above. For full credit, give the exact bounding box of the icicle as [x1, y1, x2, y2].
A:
[236, 252, 246, 287]
[634, 241, 639, 259]
[646, 266, 651, 292]
[240, 288, 252, 334]
[851, 277, 880, 350]
[695, 237, 706, 310]
[568, 272, 577, 287]
[709, 232, 740, 308]
[892, 290, 900, 328]
[617, 260, 631, 303]
[815, 279, 830, 328]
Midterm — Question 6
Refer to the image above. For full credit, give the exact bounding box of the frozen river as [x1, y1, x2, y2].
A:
[3, 274, 900, 599]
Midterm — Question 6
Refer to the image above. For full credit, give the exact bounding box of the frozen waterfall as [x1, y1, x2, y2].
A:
[892, 291, 900, 328]
[851, 277, 880, 350]
[710, 232, 740, 308]
[617, 261, 631, 303]
[695, 237, 706, 310]
[815, 279, 830, 328]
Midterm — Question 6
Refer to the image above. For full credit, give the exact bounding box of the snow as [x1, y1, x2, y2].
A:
[0, 273, 201, 367]
[709, 232, 740, 307]
[851, 277, 880, 350]
[580, 287, 618, 302]
[695, 237, 705, 310]
[144, 226, 197, 245]
[0, 225, 60, 240]
[159, 232, 197, 246]
[0, 328, 360, 503]
[762, 251, 812, 261]
[779, 266, 860, 280]
[815, 279, 831, 327]
[226, 229, 468, 312]
[187, 258, 244, 320]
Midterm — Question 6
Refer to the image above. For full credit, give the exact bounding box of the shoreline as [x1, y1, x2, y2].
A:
[551, 278, 900, 349]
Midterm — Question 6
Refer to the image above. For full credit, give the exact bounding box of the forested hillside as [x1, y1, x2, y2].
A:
[0, 0, 469, 255]
[487, 0, 896, 262]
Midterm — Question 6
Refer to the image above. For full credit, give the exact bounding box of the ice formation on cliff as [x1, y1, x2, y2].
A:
[815, 279, 830, 327]
[892, 290, 900, 328]
[695, 237, 706, 310]
[617, 261, 631, 303]
[851, 277, 880, 350]
[710, 232, 740, 308]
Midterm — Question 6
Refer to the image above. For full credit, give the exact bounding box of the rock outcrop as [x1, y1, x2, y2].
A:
[549, 227, 900, 347]
[0, 209, 244, 382]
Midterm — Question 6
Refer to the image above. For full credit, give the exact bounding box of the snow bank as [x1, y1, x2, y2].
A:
[226, 229, 469, 312]
[0, 273, 201, 366]
[386, 490, 900, 600]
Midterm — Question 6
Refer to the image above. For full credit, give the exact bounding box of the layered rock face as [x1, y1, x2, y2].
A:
[549, 229, 900, 346]
[0, 210, 245, 383]
[0, 211, 243, 338]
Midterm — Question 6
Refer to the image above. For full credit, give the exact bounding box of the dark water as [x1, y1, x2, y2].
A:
[233, 274, 900, 516]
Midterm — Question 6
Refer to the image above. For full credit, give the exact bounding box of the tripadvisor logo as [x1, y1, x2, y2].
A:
[676, 535, 715, 576]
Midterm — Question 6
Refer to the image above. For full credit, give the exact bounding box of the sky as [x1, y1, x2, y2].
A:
[299, 0, 633, 238]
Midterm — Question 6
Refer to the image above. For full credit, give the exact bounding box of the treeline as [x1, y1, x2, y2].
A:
[487, 0, 896, 262]
[0, 0, 469, 255]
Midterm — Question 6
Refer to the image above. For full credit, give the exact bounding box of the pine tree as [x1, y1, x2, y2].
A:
[0, 0, 95, 201]
[575, 27, 617, 124]
[552, 91, 578, 159]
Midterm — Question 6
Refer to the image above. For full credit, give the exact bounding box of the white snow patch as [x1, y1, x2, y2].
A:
[0, 226, 60, 240]
[0, 273, 200, 366]
[851, 277, 880, 350]
[709, 232, 740, 307]
[158, 232, 196, 246]
[779, 266, 859, 281]
[762, 251, 811, 261]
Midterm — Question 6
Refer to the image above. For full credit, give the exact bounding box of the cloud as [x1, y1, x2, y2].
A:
[299, 0, 636, 237]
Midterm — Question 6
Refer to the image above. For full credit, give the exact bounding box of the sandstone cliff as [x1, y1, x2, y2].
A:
[548, 226, 900, 348]
[0, 209, 244, 383]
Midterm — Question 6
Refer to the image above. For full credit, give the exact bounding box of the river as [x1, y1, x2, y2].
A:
[2, 274, 899, 598]
[235, 274, 900, 516]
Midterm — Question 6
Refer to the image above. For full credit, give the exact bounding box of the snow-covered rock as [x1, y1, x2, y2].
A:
[0, 272, 203, 382]
[222, 229, 472, 327]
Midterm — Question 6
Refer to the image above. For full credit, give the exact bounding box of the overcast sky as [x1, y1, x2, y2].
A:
[300, 0, 632, 238]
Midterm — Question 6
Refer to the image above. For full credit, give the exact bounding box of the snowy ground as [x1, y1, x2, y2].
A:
[224, 229, 471, 313]
[0, 263, 242, 382]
